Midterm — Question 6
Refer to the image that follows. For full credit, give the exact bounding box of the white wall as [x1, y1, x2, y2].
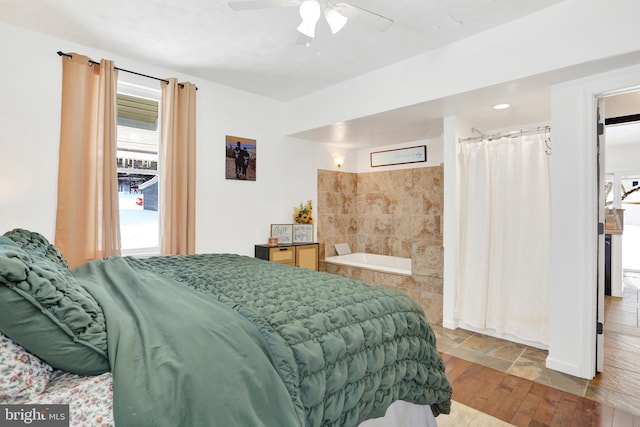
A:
[0, 22, 330, 257]
[606, 143, 640, 173]
[0, 25, 61, 236]
[442, 116, 473, 330]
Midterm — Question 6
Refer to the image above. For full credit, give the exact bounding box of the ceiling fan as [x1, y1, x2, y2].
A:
[228, 0, 393, 41]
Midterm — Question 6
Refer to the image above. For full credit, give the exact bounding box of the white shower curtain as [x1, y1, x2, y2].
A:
[456, 132, 550, 347]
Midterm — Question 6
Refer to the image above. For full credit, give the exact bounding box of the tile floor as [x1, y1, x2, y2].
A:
[433, 273, 640, 422]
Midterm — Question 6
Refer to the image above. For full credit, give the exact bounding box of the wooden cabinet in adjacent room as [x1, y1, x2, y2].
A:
[255, 243, 318, 271]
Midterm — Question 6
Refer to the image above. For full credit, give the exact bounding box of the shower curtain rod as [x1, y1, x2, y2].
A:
[57, 51, 197, 90]
[458, 125, 550, 143]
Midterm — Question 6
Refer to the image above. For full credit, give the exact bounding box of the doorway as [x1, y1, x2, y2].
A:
[604, 91, 640, 290]
[596, 91, 640, 407]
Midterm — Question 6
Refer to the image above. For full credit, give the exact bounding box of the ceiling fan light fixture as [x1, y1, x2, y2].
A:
[297, 19, 318, 38]
[324, 7, 348, 34]
[297, 0, 321, 38]
[299, 0, 321, 21]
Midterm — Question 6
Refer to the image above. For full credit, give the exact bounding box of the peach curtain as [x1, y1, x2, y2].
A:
[159, 78, 196, 255]
[55, 53, 120, 268]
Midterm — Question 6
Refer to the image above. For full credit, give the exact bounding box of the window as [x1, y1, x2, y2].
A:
[117, 82, 161, 255]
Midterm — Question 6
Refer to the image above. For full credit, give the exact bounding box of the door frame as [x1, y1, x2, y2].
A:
[548, 65, 640, 380]
[595, 96, 605, 374]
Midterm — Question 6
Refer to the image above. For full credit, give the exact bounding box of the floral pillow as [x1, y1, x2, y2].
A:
[0, 331, 52, 401]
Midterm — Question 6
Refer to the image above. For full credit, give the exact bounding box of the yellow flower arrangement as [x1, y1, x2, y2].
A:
[293, 200, 313, 224]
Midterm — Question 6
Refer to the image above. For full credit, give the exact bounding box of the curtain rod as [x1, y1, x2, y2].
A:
[458, 125, 550, 143]
[57, 51, 196, 90]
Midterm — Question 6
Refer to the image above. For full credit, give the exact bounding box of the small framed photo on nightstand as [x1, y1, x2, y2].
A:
[270, 224, 293, 244]
[293, 224, 313, 243]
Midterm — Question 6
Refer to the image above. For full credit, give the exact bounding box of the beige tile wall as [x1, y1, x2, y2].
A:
[317, 169, 358, 259]
[317, 166, 445, 324]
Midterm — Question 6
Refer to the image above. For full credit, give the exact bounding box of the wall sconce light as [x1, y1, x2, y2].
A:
[334, 156, 344, 168]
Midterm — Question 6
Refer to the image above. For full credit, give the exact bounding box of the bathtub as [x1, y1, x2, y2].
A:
[324, 252, 412, 276]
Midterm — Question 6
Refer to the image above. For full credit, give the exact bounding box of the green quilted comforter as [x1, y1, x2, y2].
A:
[75, 253, 451, 427]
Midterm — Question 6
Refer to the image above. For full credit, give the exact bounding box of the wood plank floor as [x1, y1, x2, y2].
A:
[441, 353, 640, 427]
[432, 274, 640, 426]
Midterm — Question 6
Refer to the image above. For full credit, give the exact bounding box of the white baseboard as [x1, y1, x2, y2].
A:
[545, 356, 592, 380]
[441, 319, 457, 330]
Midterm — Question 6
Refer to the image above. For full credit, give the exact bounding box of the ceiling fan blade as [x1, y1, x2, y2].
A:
[228, 0, 300, 11]
[338, 2, 393, 32]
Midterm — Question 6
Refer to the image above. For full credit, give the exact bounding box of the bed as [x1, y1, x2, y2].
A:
[0, 229, 451, 426]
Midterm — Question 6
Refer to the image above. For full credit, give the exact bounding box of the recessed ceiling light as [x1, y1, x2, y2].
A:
[493, 103, 510, 110]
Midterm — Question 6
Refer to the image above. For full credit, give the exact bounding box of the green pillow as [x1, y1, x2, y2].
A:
[0, 232, 108, 375]
[3, 229, 71, 274]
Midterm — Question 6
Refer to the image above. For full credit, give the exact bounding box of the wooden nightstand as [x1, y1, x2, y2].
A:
[255, 243, 319, 271]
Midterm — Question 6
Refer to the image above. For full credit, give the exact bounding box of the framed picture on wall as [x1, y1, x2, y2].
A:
[270, 224, 293, 244]
[293, 224, 314, 243]
[370, 145, 426, 167]
[225, 135, 256, 181]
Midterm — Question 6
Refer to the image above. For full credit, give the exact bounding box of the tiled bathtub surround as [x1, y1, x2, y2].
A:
[317, 166, 444, 324]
